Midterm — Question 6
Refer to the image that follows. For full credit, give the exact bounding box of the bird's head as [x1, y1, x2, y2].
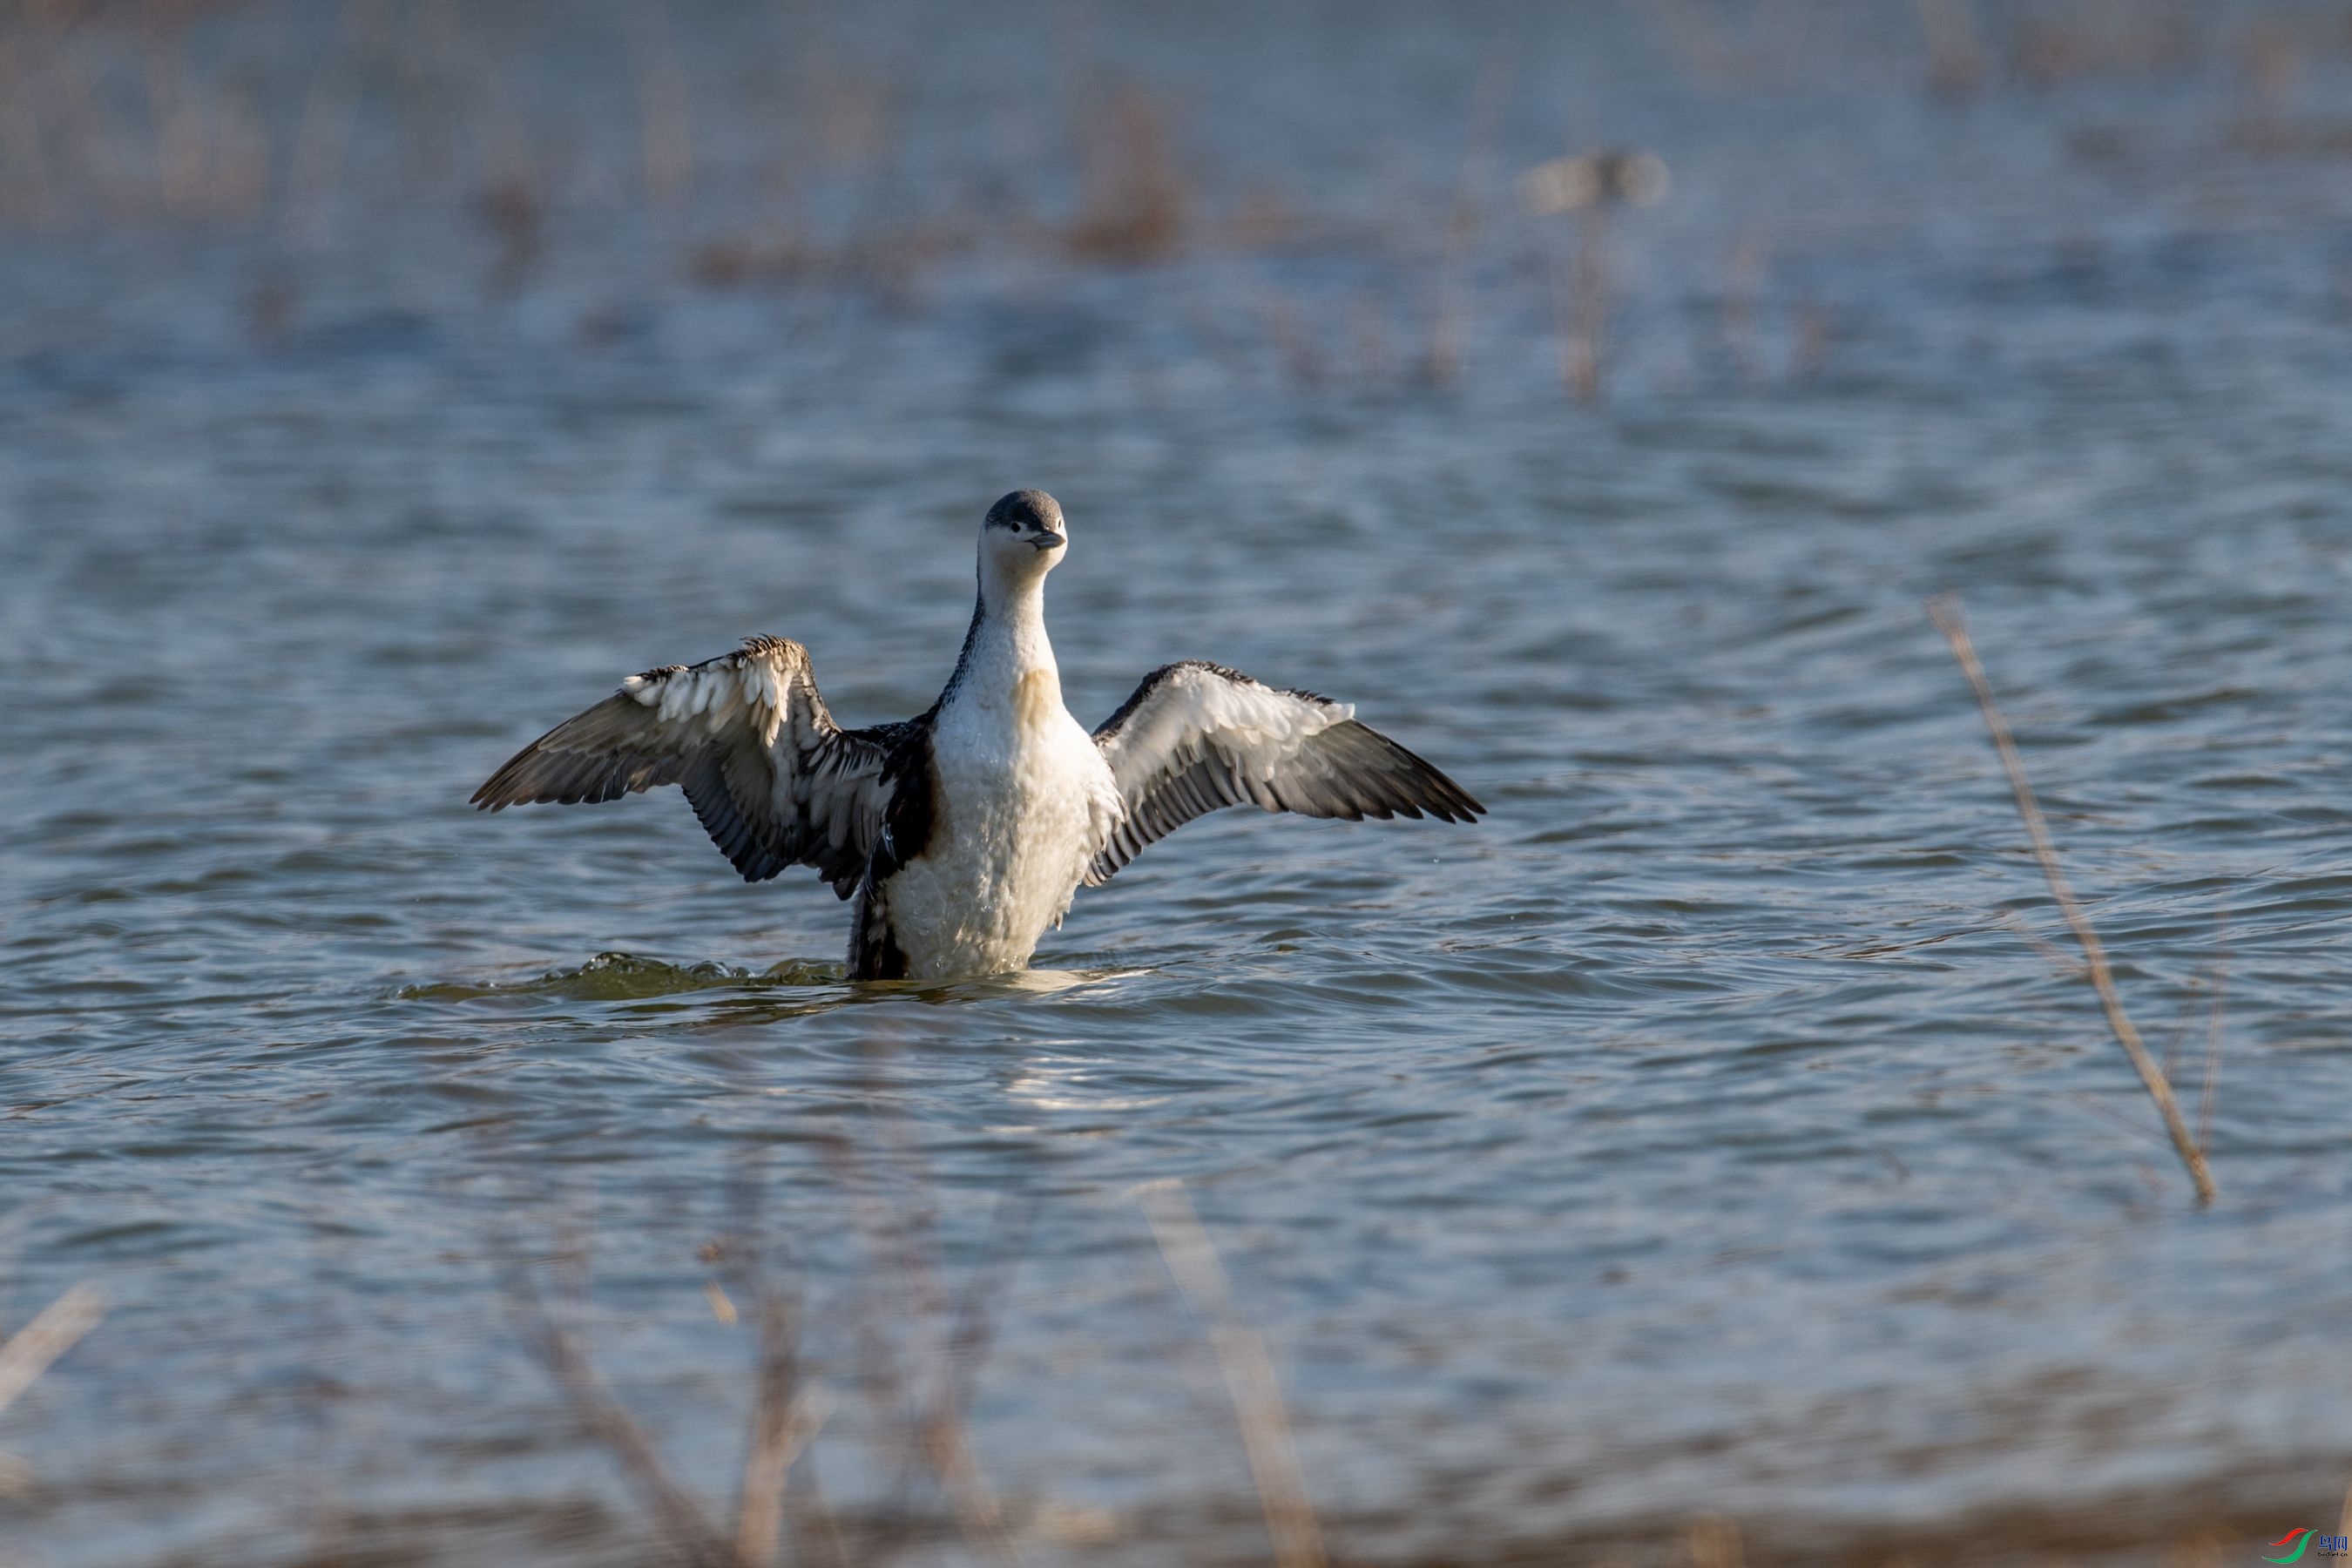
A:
[980, 490, 1068, 587]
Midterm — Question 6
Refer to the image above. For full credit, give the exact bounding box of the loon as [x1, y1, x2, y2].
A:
[472, 490, 1484, 980]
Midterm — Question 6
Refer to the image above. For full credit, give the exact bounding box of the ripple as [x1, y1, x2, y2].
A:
[398, 950, 848, 1004]
[7, 12, 2352, 1562]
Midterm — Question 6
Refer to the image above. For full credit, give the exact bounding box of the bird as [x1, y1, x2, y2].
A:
[471, 490, 1484, 981]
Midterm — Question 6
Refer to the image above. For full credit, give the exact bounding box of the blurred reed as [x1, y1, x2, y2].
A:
[1140, 1179, 1324, 1568]
[1064, 81, 1189, 266]
[0, 1282, 104, 1423]
[1425, 53, 1510, 388]
[0, 0, 1903, 403]
[37, 0, 2328, 395]
[1520, 148, 1668, 401]
[0, 1281, 105, 1502]
[1927, 595, 2217, 1206]
[1686, 1512, 1744, 1568]
[488, 1019, 1058, 1568]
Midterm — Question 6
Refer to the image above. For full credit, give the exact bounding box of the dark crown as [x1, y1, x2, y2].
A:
[984, 490, 1063, 531]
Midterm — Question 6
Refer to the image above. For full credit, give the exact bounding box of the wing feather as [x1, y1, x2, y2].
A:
[1086, 661, 1483, 883]
[472, 634, 896, 895]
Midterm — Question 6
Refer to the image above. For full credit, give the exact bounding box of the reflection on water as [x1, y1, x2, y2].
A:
[4, 0, 2352, 1563]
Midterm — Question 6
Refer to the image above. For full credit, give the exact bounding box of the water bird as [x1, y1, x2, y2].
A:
[473, 490, 1484, 980]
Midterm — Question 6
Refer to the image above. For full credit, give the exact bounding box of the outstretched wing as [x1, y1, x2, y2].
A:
[472, 634, 901, 896]
[1086, 661, 1484, 884]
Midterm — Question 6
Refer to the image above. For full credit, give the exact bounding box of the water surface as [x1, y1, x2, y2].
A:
[3, 3, 2351, 1563]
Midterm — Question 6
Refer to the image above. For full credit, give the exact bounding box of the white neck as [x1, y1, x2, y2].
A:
[951, 551, 1060, 710]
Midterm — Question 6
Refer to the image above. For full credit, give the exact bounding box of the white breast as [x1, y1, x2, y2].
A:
[883, 670, 1123, 978]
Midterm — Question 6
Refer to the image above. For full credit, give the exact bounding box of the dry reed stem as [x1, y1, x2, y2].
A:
[1426, 52, 1511, 386]
[1065, 82, 1190, 264]
[140, 22, 199, 215]
[1993, 906, 2085, 979]
[2069, 1090, 2167, 1149]
[923, 1408, 1023, 1568]
[2159, 986, 2194, 1085]
[133, 10, 266, 224]
[1557, 206, 1612, 402]
[2196, 910, 2227, 1153]
[627, 7, 695, 209]
[0, 30, 54, 228]
[281, 1, 364, 249]
[510, 1271, 733, 1567]
[1793, 301, 1828, 376]
[46, 38, 126, 222]
[1688, 1511, 1744, 1568]
[1917, 0, 1990, 98]
[714, 1167, 821, 1568]
[1141, 1179, 1325, 1568]
[1927, 594, 2215, 1206]
[821, 1040, 1025, 1568]
[1722, 230, 1767, 378]
[929, 1200, 1034, 1568]
[735, 1374, 830, 1568]
[0, 1282, 104, 1420]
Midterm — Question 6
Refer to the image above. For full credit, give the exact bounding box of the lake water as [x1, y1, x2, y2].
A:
[4, 2, 2351, 1563]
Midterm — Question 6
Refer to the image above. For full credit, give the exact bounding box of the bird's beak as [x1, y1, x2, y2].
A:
[1030, 531, 1066, 551]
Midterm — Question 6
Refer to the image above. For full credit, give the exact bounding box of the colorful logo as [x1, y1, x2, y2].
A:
[2268, 1530, 2352, 1563]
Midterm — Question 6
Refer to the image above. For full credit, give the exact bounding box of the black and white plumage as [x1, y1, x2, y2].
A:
[474, 490, 1484, 981]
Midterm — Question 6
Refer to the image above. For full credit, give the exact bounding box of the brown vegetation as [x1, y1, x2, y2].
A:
[1928, 596, 2218, 1206]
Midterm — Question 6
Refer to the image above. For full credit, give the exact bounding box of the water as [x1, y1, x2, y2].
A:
[4, 3, 2352, 1562]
